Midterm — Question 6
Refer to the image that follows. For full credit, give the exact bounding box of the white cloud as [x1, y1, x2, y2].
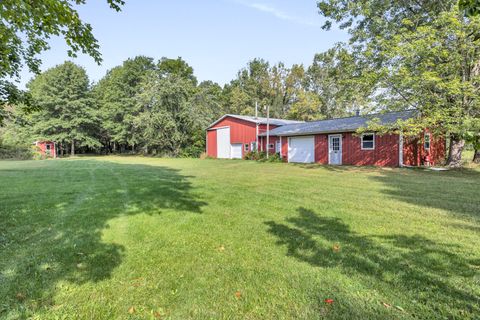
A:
[234, 1, 321, 27]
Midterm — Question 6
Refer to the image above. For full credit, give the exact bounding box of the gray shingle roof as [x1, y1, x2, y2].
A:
[208, 114, 304, 128]
[259, 110, 417, 136]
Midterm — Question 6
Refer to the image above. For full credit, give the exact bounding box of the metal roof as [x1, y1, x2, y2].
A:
[259, 110, 417, 136]
[207, 114, 304, 129]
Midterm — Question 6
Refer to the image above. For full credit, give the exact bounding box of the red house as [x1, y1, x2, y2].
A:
[207, 111, 445, 167]
[206, 114, 303, 159]
[35, 141, 57, 158]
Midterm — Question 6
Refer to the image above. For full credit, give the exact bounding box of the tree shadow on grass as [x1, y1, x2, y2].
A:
[0, 159, 206, 317]
[368, 168, 480, 222]
[265, 207, 480, 318]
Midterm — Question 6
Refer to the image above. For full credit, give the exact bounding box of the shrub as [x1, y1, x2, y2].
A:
[0, 144, 36, 160]
[244, 151, 282, 162]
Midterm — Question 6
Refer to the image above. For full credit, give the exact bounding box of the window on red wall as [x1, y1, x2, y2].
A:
[268, 143, 274, 149]
[424, 133, 431, 150]
[361, 133, 375, 150]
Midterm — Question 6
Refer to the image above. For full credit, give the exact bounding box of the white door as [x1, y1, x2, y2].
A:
[288, 136, 315, 163]
[276, 141, 281, 153]
[231, 144, 242, 159]
[328, 134, 342, 165]
[216, 127, 230, 158]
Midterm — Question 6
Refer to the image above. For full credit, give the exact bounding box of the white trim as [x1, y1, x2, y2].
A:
[399, 133, 404, 167]
[361, 133, 375, 150]
[244, 143, 249, 152]
[328, 134, 342, 165]
[424, 132, 431, 150]
[207, 125, 229, 131]
[279, 136, 282, 158]
[207, 114, 302, 129]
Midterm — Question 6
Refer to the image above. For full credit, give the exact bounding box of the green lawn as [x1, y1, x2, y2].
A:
[0, 157, 479, 319]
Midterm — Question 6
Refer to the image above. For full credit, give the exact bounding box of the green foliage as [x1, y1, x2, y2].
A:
[243, 150, 282, 162]
[0, 0, 124, 118]
[28, 61, 100, 154]
[0, 144, 34, 160]
[459, 0, 480, 16]
[93, 56, 156, 150]
[317, 0, 480, 165]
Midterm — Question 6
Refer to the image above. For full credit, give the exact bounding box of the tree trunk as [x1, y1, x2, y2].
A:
[71, 140, 75, 156]
[474, 149, 480, 164]
[446, 135, 464, 167]
[113, 141, 116, 153]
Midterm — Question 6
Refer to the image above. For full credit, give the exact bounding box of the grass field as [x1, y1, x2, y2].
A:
[0, 157, 479, 319]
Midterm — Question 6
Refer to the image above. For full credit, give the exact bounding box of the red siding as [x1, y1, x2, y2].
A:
[403, 131, 445, 166]
[314, 135, 329, 164]
[281, 133, 400, 167]
[36, 141, 56, 158]
[259, 135, 279, 154]
[342, 132, 399, 166]
[206, 129, 217, 157]
[206, 116, 279, 158]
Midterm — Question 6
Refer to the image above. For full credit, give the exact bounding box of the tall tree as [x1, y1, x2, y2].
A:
[132, 58, 202, 156]
[0, 0, 124, 117]
[28, 61, 99, 155]
[93, 56, 156, 152]
[318, 0, 480, 167]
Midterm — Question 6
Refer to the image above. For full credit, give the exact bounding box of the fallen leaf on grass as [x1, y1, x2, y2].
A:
[128, 306, 136, 314]
[76, 263, 86, 270]
[218, 245, 225, 252]
[382, 302, 392, 308]
[153, 311, 162, 318]
[235, 291, 241, 299]
[15, 293, 25, 301]
[333, 244, 340, 252]
[324, 298, 334, 304]
[395, 305, 405, 312]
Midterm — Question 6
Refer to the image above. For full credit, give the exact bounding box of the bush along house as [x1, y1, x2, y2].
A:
[206, 110, 445, 167]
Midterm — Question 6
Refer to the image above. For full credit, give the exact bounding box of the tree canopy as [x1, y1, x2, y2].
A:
[0, 0, 124, 119]
[317, 0, 480, 166]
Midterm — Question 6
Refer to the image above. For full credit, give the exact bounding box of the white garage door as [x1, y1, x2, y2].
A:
[231, 144, 242, 159]
[288, 136, 315, 163]
[216, 127, 230, 158]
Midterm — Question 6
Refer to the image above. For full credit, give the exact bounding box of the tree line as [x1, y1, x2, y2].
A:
[1, 52, 365, 157]
[1, 0, 479, 165]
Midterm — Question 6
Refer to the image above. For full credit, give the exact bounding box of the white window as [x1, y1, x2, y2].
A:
[250, 142, 257, 151]
[424, 133, 430, 150]
[244, 143, 249, 152]
[268, 143, 274, 149]
[45, 144, 51, 150]
[361, 133, 375, 150]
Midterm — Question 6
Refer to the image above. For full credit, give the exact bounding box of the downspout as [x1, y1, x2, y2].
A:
[399, 133, 404, 167]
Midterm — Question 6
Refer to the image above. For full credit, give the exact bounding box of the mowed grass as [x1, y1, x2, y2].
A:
[0, 157, 479, 319]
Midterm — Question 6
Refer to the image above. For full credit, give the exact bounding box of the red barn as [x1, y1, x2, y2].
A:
[35, 141, 57, 158]
[206, 115, 303, 159]
[207, 111, 446, 167]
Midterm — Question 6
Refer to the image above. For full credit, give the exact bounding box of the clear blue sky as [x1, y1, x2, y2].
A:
[18, 0, 347, 88]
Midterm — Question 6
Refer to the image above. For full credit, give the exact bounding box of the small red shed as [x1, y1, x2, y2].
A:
[35, 141, 57, 158]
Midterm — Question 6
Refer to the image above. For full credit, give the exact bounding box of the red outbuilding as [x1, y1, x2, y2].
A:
[207, 111, 446, 167]
[206, 114, 303, 159]
[35, 141, 57, 158]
